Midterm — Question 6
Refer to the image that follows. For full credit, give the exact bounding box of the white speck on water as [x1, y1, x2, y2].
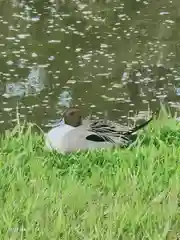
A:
[6, 60, 14, 65]
[75, 48, 82, 53]
[32, 52, 37, 57]
[6, 37, 16, 40]
[48, 56, 55, 61]
[159, 12, 169, 15]
[48, 40, 61, 43]
[3, 108, 13, 112]
[18, 34, 30, 39]
[100, 44, 108, 48]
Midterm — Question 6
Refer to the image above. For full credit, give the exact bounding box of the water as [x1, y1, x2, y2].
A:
[0, 0, 180, 132]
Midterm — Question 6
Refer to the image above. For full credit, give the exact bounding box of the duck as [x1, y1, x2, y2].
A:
[45, 107, 155, 154]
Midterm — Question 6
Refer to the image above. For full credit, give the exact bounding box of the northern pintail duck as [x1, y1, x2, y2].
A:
[45, 107, 154, 154]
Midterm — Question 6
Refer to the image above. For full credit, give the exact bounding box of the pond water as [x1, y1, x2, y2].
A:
[0, 0, 180, 132]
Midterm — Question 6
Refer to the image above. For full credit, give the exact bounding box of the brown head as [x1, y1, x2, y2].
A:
[63, 107, 82, 127]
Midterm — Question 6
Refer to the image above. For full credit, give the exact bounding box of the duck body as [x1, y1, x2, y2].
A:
[45, 107, 154, 154]
[45, 119, 135, 154]
[45, 121, 75, 153]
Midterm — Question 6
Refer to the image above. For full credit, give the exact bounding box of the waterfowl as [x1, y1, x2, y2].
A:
[45, 107, 154, 154]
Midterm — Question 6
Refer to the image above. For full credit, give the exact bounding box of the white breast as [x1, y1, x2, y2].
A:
[45, 123, 75, 153]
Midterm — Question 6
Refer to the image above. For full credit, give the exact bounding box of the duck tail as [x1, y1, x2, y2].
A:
[124, 109, 159, 136]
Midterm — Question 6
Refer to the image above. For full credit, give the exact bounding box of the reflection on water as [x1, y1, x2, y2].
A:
[0, 0, 180, 131]
[3, 65, 49, 98]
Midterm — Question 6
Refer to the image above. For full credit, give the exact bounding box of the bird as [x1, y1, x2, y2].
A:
[45, 107, 155, 154]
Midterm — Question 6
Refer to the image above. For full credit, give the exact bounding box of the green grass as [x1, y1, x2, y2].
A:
[1, 114, 180, 239]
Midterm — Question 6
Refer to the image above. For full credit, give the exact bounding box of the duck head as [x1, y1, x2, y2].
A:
[63, 107, 82, 127]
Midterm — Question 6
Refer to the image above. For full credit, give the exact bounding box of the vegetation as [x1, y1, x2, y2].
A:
[0, 111, 180, 239]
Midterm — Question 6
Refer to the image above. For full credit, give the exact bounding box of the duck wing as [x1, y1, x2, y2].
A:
[86, 120, 131, 146]
[62, 126, 114, 153]
[87, 111, 157, 145]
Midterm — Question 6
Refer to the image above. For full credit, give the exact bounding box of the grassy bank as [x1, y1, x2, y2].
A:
[1, 115, 180, 239]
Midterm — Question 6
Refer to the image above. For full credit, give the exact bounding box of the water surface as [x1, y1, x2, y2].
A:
[0, 0, 180, 131]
